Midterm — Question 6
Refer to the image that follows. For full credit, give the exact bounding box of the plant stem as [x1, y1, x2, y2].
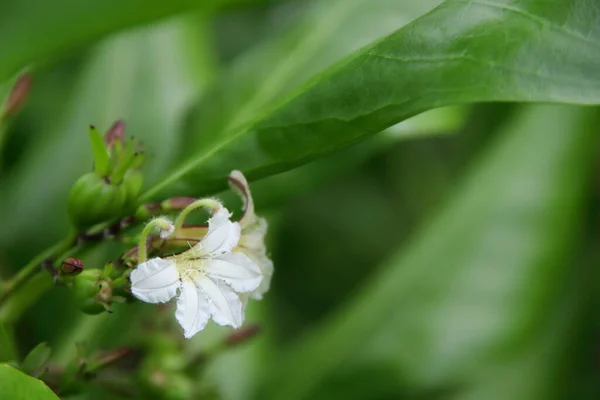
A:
[0, 233, 76, 320]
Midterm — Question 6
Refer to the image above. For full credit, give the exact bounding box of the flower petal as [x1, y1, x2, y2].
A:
[195, 275, 243, 328]
[175, 280, 210, 339]
[130, 258, 180, 304]
[249, 254, 273, 300]
[228, 170, 255, 228]
[204, 252, 262, 293]
[197, 207, 241, 256]
[238, 217, 268, 251]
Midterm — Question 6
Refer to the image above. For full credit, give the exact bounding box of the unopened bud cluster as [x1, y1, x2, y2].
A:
[56, 257, 130, 315]
[68, 122, 144, 229]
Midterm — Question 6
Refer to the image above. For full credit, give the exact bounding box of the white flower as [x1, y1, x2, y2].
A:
[228, 170, 274, 300]
[130, 207, 263, 339]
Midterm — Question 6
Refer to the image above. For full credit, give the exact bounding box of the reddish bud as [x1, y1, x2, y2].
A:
[224, 324, 260, 347]
[61, 258, 84, 276]
[104, 120, 126, 148]
[2, 73, 32, 117]
[89, 348, 132, 371]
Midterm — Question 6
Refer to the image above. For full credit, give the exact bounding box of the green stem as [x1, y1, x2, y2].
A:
[172, 198, 221, 236]
[0, 233, 76, 321]
[137, 217, 175, 263]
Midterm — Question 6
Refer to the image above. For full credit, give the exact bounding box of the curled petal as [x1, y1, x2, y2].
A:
[195, 275, 244, 328]
[176, 280, 210, 339]
[197, 207, 241, 256]
[204, 252, 262, 293]
[130, 258, 180, 304]
[228, 170, 255, 228]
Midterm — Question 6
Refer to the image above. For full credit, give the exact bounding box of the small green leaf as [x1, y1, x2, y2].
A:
[21, 343, 51, 376]
[0, 322, 16, 362]
[88, 125, 109, 176]
[0, 364, 59, 400]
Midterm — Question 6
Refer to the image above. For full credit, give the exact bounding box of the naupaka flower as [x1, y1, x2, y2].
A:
[130, 202, 262, 339]
[228, 171, 273, 300]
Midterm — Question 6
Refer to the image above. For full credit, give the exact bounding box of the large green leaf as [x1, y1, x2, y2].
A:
[258, 105, 599, 399]
[0, 364, 59, 400]
[150, 0, 444, 198]
[146, 0, 600, 200]
[0, 0, 263, 82]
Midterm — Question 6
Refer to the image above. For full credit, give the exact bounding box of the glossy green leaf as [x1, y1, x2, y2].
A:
[147, 0, 600, 200]
[259, 105, 600, 399]
[149, 0, 444, 198]
[0, 0, 261, 81]
[0, 364, 59, 400]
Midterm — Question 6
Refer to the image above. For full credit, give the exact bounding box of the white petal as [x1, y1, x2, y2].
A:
[238, 217, 268, 252]
[195, 275, 244, 328]
[249, 255, 273, 300]
[175, 280, 210, 339]
[197, 207, 240, 256]
[204, 252, 262, 293]
[130, 258, 180, 304]
[228, 170, 255, 228]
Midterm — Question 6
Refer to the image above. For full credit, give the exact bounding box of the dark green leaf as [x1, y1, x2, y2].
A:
[0, 0, 261, 81]
[146, 0, 600, 200]
[259, 105, 600, 399]
[0, 364, 59, 400]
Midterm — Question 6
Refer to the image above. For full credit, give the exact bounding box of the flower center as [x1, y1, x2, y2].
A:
[176, 259, 205, 282]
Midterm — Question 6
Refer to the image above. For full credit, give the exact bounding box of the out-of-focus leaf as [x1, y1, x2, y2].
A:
[20, 343, 51, 375]
[151, 0, 444, 197]
[0, 0, 264, 81]
[0, 322, 16, 362]
[259, 105, 599, 399]
[147, 0, 600, 200]
[0, 16, 211, 248]
[0, 364, 59, 400]
[252, 106, 465, 208]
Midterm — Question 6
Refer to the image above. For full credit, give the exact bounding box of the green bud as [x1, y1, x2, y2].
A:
[67, 122, 145, 229]
[72, 269, 111, 315]
[122, 169, 143, 209]
[68, 173, 127, 229]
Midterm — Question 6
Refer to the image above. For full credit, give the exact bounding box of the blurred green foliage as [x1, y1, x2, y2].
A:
[1, 0, 600, 399]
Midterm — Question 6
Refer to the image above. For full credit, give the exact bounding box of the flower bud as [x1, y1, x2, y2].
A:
[67, 173, 127, 229]
[1, 73, 31, 118]
[224, 324, 260, 347]
[71, 269, 112, 315]
[60, 258, 84, 276]
[67, 122, 144, 229]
